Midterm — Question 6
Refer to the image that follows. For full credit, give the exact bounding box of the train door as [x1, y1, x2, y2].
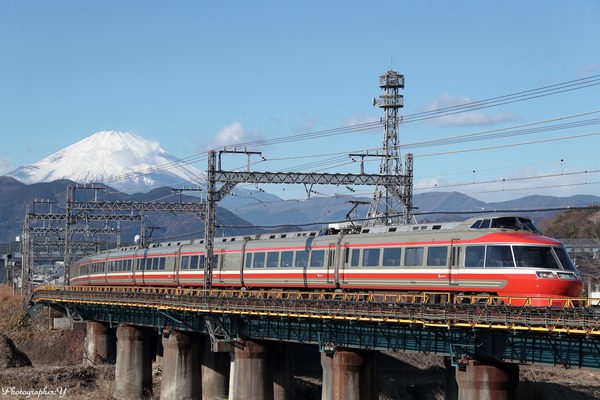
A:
[134, 249, 148, 286]
[217, 249, 225, 284]
[327, 243, 336, 284]
[449, 239, 461, 286]
[101, 255, 109, 286]
[132, 250, 141, 286]
[339, 245, 349, 285]
[174, 246, 182, 287]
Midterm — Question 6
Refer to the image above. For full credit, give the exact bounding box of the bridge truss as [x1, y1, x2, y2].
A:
[32, 285, 600, 369]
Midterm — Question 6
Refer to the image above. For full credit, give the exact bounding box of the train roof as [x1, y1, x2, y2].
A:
[96, 215, 540, 255]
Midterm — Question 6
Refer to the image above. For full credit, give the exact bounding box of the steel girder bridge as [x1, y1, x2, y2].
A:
[31, 285, 600, 369]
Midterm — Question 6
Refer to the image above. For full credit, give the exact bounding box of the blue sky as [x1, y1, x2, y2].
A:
[1, 1, 599, 202]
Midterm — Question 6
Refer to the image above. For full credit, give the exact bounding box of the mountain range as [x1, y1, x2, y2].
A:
[2, 130, 600, 243]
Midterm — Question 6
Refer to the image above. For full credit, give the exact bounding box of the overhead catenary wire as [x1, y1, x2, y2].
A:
[100, 74, 600, 187]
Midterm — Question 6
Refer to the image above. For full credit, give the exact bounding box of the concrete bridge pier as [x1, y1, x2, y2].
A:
[229, 339, 274, 400]
[271, 342, 294, 400]
[321, 349, 377, 400]
[452, 359, 519, 400]
[83, 321, 116, 366]
[201, 335, 230, 399]
[113, 324, 154, 400]
[160, 330, 202, 400]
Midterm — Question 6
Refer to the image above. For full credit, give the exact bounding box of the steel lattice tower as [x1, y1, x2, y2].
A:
[365, 70, 415, 226]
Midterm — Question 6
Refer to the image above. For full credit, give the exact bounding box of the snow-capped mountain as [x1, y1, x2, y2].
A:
[6, 131, 205, 193]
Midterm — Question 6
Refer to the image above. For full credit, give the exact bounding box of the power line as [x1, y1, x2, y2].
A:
[90, 74, 600, 207]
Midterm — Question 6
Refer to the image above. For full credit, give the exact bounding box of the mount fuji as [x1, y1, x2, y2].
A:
[6, 131, 205, 193]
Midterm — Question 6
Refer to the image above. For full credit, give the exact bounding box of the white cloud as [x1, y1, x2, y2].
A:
[421, 94, 519, 128]
[292, 113, 320, 133]
[575, 64, 599, 76]
[199, 122, 264, 152]
[343, 114, 379, 127]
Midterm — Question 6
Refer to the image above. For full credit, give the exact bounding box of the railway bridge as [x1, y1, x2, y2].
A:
[31, 285, 600, 400]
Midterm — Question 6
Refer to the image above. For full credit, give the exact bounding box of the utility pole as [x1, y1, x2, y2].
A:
[365, 70, 416, 226]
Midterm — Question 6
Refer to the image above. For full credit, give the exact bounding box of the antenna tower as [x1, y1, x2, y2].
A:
[365, 70, 416, 226]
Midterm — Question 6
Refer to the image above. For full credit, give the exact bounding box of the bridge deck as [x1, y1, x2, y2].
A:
[31, 285, 600, 369]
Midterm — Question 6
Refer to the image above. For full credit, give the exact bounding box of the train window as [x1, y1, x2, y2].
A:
[127, 260, 132, 271]
[190, 255, 199, 270]
[281, 251, 293, 268]
[295, 250, 309, 268]
[383, 248, 401, 266]
[152, 258, 160, 270]
[159, 258, 166, 270]
[200, 255, 206, 269]
[404, 247, 424, 266]
[427, 247, 448, 266]
[470, 220, 482, 229]
[181, 256, 190, 270]
[253, 252, 265, 268]
[310, 250, 325, 268]
[480, 219, 491, 229]
[485, 245, 514, 267]
[267, 252, 280, 268]
[351, 249, 360, 267]
[245, 253, 253, 269]
[363, 248, 381, 267]
[465, 246, 485, 267]
[513, 246, 560, 269]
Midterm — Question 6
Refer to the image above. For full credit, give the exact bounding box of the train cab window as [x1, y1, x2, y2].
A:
[253, 252, 265, 268]
[267, 252, 280, 268]
[404, 247, 424, 266]
[310, 250, 325, 268]
[485, 245, 514, 267]
[295, 250, 309, 268]
[427, 247, 448, 266]
[554, 247, 577, 272]
[363, 248, 381, 267]
[281, 251, 293, 268]
[465, 246, 485, 267]
[351, 249, 360, 267]
[383, 248, 401, 266]
[513, 246, 560, 269]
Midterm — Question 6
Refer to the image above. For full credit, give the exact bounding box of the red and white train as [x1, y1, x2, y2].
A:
[70, 215, 583, 303]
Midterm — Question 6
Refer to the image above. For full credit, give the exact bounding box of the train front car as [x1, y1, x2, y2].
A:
[460, 216, 583, 305]
[339, 215, 582, 306]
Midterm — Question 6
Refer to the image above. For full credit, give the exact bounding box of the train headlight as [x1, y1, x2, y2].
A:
[557, 272, 576, 280]
[536, 271, 555, 279]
